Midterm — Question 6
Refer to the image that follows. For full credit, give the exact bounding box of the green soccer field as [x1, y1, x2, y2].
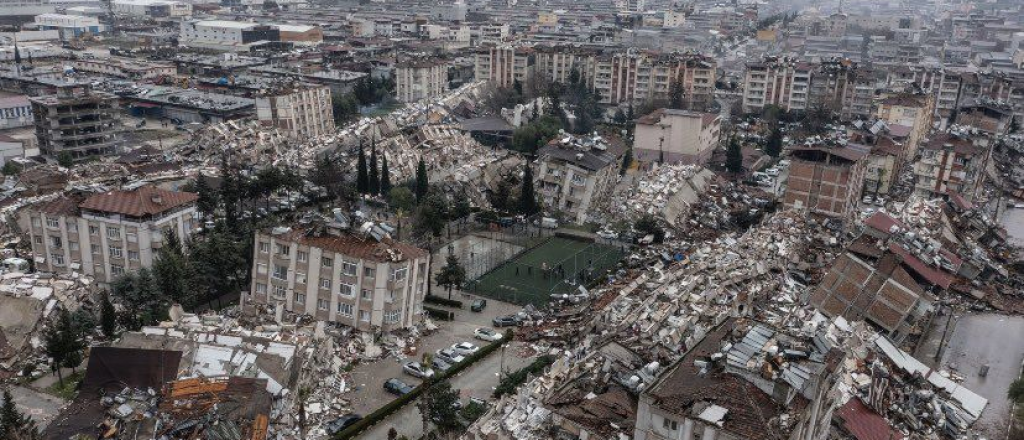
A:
[468, 237, 625, 306]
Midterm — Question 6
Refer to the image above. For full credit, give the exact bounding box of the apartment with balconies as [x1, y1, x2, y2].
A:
[535, 133, 626, 224]
[473, 45, 534, 88]
[395, 58, 448, 103]
[255, 84, 335, 140]
[913, 132, 992, 201]
[244, 224, 430, 332]
[741, 57, 814, 114]
[19, 186, 198, 283]
[30, 83, 122, 160]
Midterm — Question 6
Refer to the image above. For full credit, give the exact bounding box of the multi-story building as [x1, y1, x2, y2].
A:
[0, 94, 33, 130]
[112, 0, 192, 17]
[634, 109, 720, 166]
[874, 92, 934, 160]
[71, 57, 176, 80]
[30, 84, 122, 160]
[783, 144, 869, 221]
[276, 24, 323, 46]
[741, 57, 813, 114]
[913, 132, 992, 201]
[535, 133, 625, 224]
[19, 186, 198, 283]
[33, 14, 104, 39]
[179, 20, 280, 52]
[395, 59, 448, 103]
[473, 45, 534, 89]
[255, 84, 335, 140]
[244, 224, 430, 332]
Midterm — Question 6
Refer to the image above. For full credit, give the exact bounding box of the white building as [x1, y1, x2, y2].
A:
[20, 186, 199, 283]
[255, 85, 335, 140]
[33, 13, 103, 38]
[395, 59, 448, 103]
[179, 20, 278, 52]
[634, 109, 721, 166]
[113, 0, 191, 17]
[0, 0, 55, 18]
[0, 95, 33, 130]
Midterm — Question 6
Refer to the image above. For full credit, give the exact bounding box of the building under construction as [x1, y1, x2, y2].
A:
[30, 83, 123, 160]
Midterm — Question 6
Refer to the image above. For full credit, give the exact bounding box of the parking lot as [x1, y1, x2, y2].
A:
[344, 293, 534, 419]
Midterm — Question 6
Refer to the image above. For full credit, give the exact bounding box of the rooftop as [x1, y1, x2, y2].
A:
[265, 227, 429, 263]
[78, 186, 198, 217]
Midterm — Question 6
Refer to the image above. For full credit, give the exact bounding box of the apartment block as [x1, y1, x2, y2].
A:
[741, 58, 812, 114]
[592, 51, 716, 109]
[634, 108, 721, 166]
[535, 134, 625, 224]
[30, 84, 122, 160]
[395, 59, 448, 103]
[875, 92, 935, 159]
[783, 145, 869, 221]
[473, 45, 534, 88]
[913, 132, 992, 201]
[245, 226, 430, 332]
[255, 84, 335, 140]
[19, 186, 198, 283]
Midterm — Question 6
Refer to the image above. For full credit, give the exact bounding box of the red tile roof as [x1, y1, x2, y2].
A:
[864, 212, 907, 235]
[837, 398, 903, 440]
[79, 186, 198, 217]
[887, 243, 955, 290]
[269, 228, 429, 263]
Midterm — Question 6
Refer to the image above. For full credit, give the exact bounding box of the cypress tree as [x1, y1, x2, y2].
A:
[100, 291, 117, 339]
[356, 142, 369, 194]
[369, 141, 380, 195]
[380, 154, 392, 196]
[518, 165, 540, 216]
[415, 158, 429, 203]
[726, 136, 743, 174]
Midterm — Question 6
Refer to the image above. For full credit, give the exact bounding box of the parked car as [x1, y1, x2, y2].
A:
[474, 328, 503, 342]
[451, 342, 480, 356]
[403, 361, 435, 379]
[384, 378, 414, 396]
[471, 299, 487, 312]
[431, 357, 452, 372]
[765, 167, 781, 176]
[325, 414, 362, 435]
[596, 229, 618, 240]
[493, 315, 519, 327]
[435, 348, 466, 365]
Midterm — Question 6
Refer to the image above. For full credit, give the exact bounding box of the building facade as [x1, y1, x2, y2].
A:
[112, 0, 192, 17]
[913, 132, 992, 201]
[19, 186, 198, 283]
[535, 134, 624, 224]
[783, 145, 869, 221]
[245, 226, 430, 332]
[30, 84, 122, 160]
[395, 59, 448, 103]
[742, 58, 812, 114]
[474, 45, 534, 88]
[634, 109, 721, 165]
[0, 95, 32, 130]
[255, 85, 335, 140]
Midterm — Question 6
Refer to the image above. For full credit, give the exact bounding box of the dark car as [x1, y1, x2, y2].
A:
[384, 378, 415, 396]
[431, 357, 453, 372]
[492, 315, 519, 327]
[471, 299, 487, 312]
[325, 414, 362, 435]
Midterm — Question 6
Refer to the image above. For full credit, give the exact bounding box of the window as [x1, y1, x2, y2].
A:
[257, 263, 268, 275]
[390, 267, 408, 281]
[364, 267, 375, 278]
[361, 289, 372, 300]
[341, 261, 357, 276]
[70, 242, 79, 252]
[107, 227, 120, 239]
[31, 217, 40, 228]
[255, 283, 267, 294]
[128, 250, 139, 261]
[387, 290, 397, 302]
[321, 257, 333, 267]
[273, 265, 288, 280]
[384, 310, 400, 323]
[297, 251, 308, 262]
[339, 283, 354, 296]
[320, 278, 331, 289]
[273, 285, 287, 299]
[276, 244, 290, 255]
[109, 246, 123, 259]
[68, 223, 78, 233]
[259, 242, 270, 253]
[296, 272, 307, 284]
[359, 310, 370, 322]
[34, 236, 42, 245]
[662, 418, 678, 431]
[89, 225, 99, 235]
[337, 302, 353, 316]
[91, 244, 100, 254]
[50, 236, 62, 248]
[126, 232, 137, 243]
[294, 292, 305, 304]
[51, 253, 64, 266]
[46, 217, 59, 228]
[317, 299, 329, 310]
[111, 264, 124, 275]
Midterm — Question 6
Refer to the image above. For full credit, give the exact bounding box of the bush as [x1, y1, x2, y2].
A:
[424, 306, 454, 321]
[424, 294, 463, 308]
[493, 355, 556, 398]
[333, 330, 514, 439]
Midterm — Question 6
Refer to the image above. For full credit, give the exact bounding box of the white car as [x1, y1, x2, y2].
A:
[474, 328, 503, 342]
[765, 168, 781, 176]
[403, 361, 435, 379]
[451, 342, 480, 356]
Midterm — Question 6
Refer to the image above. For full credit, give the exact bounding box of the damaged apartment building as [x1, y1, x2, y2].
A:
[535, 132, 627, 224]
[30, 83, 123, 160]
[243, 216, 430, 332]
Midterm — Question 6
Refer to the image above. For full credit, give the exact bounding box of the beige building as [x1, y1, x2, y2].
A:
[395, 59, 448, 103]
[474, 45, 534, 88]
[255, 84, 335, 140]
[244, 225, 430, 332]
[535, 134, 626, 224]
[742, 58, 813, 114]
[875, 93, 935, 159]
[634, 109, 721, 166]
[913, 132, 992, 201]
[20, 186, 198, 283]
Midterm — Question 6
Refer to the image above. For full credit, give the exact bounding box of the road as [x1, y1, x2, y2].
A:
[938, 313, 1024, 438]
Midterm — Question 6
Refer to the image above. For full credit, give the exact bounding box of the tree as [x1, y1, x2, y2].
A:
[518, 165, 540, 216]
[613, 108, 627, 126]
[765, 125, 783, 158]
[356, 143, 369, 194]
[511, 115, 562, 155]
[43, 309, 84, 385]
[56, 151, 73, 168]
[218, 156, 241, 232]
[621, 148, 633, 175]
[70, 308, 96, 341]
[111, 268, 167, 331]
[188, 230, 249, 308]
[489, 174, 516, 213]
[332, 93, 360, 125]
[99, 291, 117, 339]
[380, 154, 392, 196]
[435, 254, 467, 299]
[310, 155, 350, 202]
[1010, 378, 1024, 404]
[369, 141, 380, 195]
[726, 135, 743, 174]
[415, 158, 429, 203]
[634, 214, 665, 244]
[512, 78, 524, 98]
[418, 379, 461, 433]
[452, 195, 471, 221]
[669, 78, 684, 109]
[2, 161, 20, 176]
[1, 389, 39, 440]
[388, 187, 416, 213]
[414, 190, 449, 238]
[154, 230, 195, 307]
[195, 176, 218, 221]
[626, 104, 635, 139]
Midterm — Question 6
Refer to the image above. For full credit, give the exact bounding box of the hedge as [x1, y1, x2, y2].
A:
[333, 329, 514, 440]
[424, 294, 463, 309]
[493, 355, 556, 398]
[424, 306, 454, 321]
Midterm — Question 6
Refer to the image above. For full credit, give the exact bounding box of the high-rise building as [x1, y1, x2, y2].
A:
[255, 84, 335, 140]
[30, 84, 122, 160]
[395, 58, 448, 103]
